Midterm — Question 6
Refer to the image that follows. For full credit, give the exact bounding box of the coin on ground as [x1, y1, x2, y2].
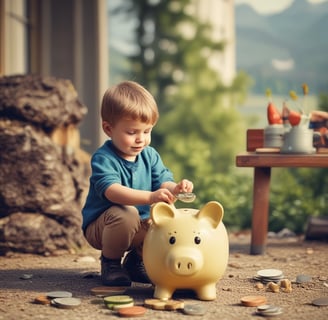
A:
[90, 286, 127, 296]
[104, 295, 134, 305]
[164, 299, 184, 311]
[112, 302, 134, 310]
[118, 306, 147, 317]
[144, 298, 184, 311]
[34, 295, 51, 305]
[257, 269, 283, 278]
[144, 299, 166, 310]
[241, 295, 267, 307]
[52, 297, 81, 309]
[312, 297, 328, 306]
[183, 304, 207, 316]
[46, 291, 73, 299]
[256, 305, 283, 317]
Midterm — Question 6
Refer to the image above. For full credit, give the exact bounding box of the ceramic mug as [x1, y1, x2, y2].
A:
[281, 126, 315, 154]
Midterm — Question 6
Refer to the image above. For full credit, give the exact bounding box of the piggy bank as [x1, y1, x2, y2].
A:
[143, 201, 229, 301]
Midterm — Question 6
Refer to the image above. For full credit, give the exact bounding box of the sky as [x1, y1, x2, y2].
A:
[235, 0, 328, 14]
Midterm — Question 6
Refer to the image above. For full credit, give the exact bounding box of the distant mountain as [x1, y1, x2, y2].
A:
[235, 0, 328, 95]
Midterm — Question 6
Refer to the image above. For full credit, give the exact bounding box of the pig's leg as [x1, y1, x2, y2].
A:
[195, 283, 217, 301]
[154, 286, 175, 300]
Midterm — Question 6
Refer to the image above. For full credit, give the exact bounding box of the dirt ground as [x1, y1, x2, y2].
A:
[0, 232, 327, 320]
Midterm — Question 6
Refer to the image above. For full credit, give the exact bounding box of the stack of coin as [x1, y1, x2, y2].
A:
[254, 269, 284, 283]
[103, 295, 134, 310]
[256, 304, 283, 317]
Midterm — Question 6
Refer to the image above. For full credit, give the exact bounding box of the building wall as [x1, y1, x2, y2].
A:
[0, 0, 108, 153]
[195, 0, 236, 85]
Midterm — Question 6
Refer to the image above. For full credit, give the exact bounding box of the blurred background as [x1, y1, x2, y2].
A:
[1, 0, 328, 235]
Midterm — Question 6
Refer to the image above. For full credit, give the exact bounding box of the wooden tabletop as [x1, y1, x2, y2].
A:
[236, 152, 328, 168]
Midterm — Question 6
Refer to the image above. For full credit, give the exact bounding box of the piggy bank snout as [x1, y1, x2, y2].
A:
[167, 249, 203, 276]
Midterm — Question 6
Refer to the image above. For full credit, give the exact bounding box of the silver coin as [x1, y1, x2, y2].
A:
[46, 291, 73, 298]
[257, 269, 283, 278]
[296, 274, 312, 283]
[312, 297, 328, 306]
[256, 305, 283, 317]
[52, 297, 81, 309]
[183, 304, 207, 316]
[176, 193, 196, 203]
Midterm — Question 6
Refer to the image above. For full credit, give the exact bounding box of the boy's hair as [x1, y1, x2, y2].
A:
[101, 81, 159, 125]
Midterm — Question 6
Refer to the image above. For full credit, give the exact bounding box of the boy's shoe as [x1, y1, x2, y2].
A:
[101, 257, 131, 287]
[122, 250, 151, 284]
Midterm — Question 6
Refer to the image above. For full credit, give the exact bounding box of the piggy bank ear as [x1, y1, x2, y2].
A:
[196, 201, 224, 228]
[150, 202, 175, 226]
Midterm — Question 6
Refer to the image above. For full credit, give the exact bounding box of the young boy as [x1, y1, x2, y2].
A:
[82, 81, 193, 286]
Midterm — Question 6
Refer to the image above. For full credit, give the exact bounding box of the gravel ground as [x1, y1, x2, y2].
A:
[0, 232, 327, 320]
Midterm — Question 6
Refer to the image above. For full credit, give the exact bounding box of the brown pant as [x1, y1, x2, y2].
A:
[84, 205, 150, 259]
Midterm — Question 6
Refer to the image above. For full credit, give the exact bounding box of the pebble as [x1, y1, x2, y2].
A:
[267, 282, 280, 293]
[20, 274, 33, 280]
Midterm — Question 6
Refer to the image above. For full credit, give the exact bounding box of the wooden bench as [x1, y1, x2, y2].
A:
[236, 129, 328, 255]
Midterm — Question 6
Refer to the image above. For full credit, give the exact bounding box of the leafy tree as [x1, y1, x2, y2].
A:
[108, 0, 328, 233]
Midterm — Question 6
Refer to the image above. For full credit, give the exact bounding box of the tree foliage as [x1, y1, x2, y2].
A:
[109, 0, 328, 233]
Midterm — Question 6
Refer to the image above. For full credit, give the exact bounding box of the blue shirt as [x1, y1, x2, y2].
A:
[81, 140, 174, 231]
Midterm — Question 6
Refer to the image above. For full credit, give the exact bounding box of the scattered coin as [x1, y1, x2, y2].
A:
[183, 304, 207, 316]
[46, 291, 73, 299]
[118, 306, 147, 317]
[312, 297, 328, 306]
[112, 302, 134, 310]
[296, 274, 312, 284]
[144, 298, 184, 311]
[144, 298, 166, 310]
[164, 300, 185, 311]
[241, 295, 267, 307]
[90, 286, 127, 296]
[34, 295, 51, 305]
[256, 304, 283, 317]
[52, 297, 81, 309]
[104, 295, 134, 305]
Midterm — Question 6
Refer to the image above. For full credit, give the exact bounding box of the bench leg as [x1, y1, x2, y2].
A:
[250, 167, 271, 255]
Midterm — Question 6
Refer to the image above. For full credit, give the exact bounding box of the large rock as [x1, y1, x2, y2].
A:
[0, 75, 90, 255]
[0, 74, 87, 129]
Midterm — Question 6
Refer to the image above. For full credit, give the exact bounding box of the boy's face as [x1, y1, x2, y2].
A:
[103, 118, 153, 161]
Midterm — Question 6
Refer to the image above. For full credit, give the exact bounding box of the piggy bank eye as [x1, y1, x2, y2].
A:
[169, 236, 176, 245]
[194, 236, 201, 245]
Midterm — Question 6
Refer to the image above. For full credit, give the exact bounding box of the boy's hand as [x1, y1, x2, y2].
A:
[174, 179, 193, 195]
[150, 188, 176, 204]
